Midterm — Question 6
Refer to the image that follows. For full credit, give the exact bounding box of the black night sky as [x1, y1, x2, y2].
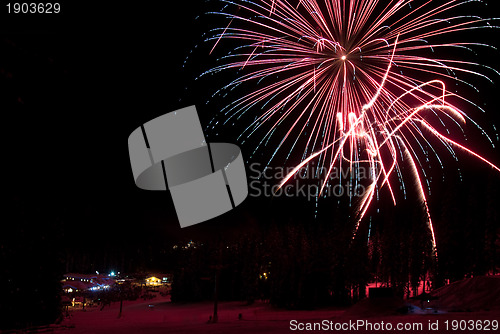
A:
[1, 0, 500, 330]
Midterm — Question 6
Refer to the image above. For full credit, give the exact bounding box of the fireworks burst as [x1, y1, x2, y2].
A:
[201, 0, 500, 250]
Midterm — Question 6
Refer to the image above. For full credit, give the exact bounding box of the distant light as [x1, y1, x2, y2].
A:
[109, 271, 116, 277]
[96, 271, 99, 275]
[67, 288, 73, 293]
[341, 55, 347, 61]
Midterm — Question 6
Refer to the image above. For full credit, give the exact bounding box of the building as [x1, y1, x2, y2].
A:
[129, 273, 173, 289]
[62, 273, 115, 293]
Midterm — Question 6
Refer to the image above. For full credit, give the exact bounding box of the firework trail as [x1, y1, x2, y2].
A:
[202, 0, 500, 250]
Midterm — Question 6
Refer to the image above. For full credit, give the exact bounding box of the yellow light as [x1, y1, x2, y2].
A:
[341, 55, 347, 61]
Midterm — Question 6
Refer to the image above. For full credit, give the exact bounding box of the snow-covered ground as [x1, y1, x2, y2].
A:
[55, 295, 500, 334]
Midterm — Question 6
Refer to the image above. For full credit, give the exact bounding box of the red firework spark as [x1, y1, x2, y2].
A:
[203, 0, 500, 251]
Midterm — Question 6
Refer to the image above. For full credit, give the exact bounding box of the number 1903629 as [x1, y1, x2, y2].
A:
[6, 3, 60, 14]
[444, 320, 499, 331]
